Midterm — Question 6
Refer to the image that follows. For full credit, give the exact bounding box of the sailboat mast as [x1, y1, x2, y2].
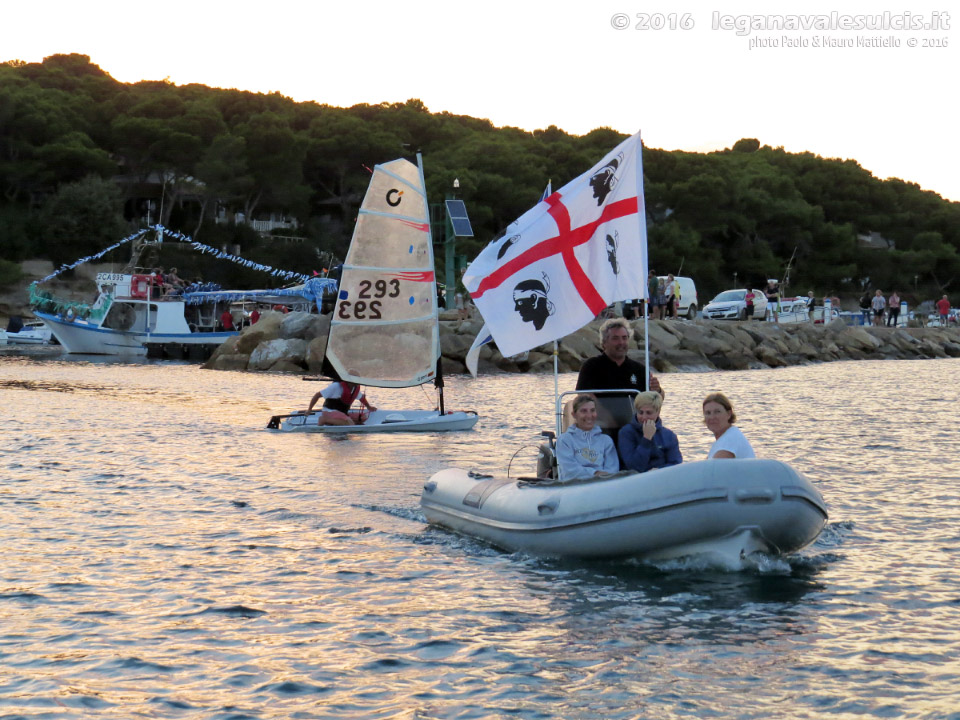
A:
[417, 151, 446, 414]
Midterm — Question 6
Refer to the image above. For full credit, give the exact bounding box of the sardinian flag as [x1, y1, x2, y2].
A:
[463, 131, 647, 357]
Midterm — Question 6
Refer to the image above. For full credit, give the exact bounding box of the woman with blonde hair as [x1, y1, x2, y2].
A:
[702, 392, 755, 459]
[618, 391, 682, 473]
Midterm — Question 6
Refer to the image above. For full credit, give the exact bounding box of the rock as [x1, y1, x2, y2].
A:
[642, 321, 682, 350]
[440, 332, 474, 359]
[270, 360, 308, 373]
[279, 311, 316, 339]
[707, 352, 754, 370]
[441, 357, 468, 375]
[305, 336, 328, 373]
[918, 338, 948, 358]
[653, 347, 713, 371]
[486, 351, 521, 373]
[457, 318, 486, 337]
[278, 311, 329, 342]
[236, 329, 270, 355]
[755, 345, 788, 367]
[204, 335, 241, 368]
[652, 357, 678, 373]
[248, 312, 284, 338]
[943, 341, 960, 357]
[796, 342, 820, 359]
[525, 351, 555, 373]
[248, 338, 308, 371]
[207, 353, 250, 371]
[559, 326, 601, 359]
[756, 334, 790, 356]
[833, 327, 883, 352]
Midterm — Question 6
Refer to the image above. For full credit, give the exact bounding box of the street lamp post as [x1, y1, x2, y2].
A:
[445, 179, 459, 299]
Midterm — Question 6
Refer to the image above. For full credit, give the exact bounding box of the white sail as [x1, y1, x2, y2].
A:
[326, 157, 439, 388]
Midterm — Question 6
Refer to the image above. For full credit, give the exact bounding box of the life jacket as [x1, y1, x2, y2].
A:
[323, 382, 361, 413]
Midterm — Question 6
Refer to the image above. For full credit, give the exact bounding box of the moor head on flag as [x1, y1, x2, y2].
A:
[606, 231, 620, 275]
[513, 274, 555, 331]
[589, 152, 623, 206]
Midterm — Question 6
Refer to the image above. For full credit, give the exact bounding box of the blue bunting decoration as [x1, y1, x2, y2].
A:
[35, 225, 315, 286]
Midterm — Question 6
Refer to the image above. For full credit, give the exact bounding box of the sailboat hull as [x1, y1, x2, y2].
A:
[276, 409, 478, 433]
[421, 459, 827, 561]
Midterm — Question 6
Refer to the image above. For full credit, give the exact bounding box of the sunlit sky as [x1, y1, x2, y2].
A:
[5, 0, 958, 201]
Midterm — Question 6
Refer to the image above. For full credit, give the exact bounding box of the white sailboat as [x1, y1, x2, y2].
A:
[421, 132, 827, 561]
[270, 156, 478, 433]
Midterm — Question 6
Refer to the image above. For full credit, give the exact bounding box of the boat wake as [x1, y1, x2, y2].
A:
[648, 551, 794, 574]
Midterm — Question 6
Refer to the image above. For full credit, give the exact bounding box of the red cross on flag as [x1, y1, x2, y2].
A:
[464, 131, 647, 357]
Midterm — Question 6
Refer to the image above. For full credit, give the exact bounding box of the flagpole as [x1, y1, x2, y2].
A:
[553, 340, 560, 435]
[637, 132, 650, 392]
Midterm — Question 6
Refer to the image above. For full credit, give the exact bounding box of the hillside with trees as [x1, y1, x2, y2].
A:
[1, 54, 958, 302]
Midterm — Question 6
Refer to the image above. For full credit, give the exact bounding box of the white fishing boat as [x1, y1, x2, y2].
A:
[421, 130, 827, 561]
[268, 155, 478, 434]
[30, 227, 330, 358]
[772, 296, 822, 324]
[0, 318, 54, 345]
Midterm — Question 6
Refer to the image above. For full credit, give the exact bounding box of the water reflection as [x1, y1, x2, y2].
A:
[2, 354, 960, 718]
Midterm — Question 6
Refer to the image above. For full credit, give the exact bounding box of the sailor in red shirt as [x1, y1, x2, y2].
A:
[220, 309, 235, 331]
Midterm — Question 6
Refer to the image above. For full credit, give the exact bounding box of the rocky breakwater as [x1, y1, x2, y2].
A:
[205, 310, 960, 375]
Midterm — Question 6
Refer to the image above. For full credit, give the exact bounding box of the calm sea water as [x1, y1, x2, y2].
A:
[2, 347, 959, 719]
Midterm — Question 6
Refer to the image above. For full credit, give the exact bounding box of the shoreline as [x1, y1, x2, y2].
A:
[201, 311, 960, 375]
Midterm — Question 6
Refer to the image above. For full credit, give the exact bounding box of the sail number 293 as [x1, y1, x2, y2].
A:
[337, 278, 401, 320]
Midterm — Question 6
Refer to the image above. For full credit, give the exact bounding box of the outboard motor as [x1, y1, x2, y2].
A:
[536, 430, 557, 479]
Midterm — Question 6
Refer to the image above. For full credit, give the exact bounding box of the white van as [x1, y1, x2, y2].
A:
[658, 276, 699, 319]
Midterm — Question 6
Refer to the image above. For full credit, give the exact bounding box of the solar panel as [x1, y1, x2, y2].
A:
[445, 199, 474, 237]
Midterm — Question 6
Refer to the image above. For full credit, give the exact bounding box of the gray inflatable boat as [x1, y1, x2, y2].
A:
[421, 458, 828, 561]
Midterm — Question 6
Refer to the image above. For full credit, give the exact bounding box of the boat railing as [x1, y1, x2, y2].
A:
[554, 388, 640, 437]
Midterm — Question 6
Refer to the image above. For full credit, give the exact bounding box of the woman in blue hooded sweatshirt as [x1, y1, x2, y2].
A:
[556, 394, 620, 482]
[618, 391, 682, 473]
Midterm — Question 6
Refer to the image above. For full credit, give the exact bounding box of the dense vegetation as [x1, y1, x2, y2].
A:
[2, 54, 958, 301]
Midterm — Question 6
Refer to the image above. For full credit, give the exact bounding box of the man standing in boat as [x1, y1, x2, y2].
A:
[576, 318, 662, 396]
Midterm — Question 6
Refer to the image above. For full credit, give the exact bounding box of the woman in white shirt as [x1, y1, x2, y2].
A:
[703, 392, 755, 459]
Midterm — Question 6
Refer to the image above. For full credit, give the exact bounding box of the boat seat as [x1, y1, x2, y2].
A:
[561, 393, 636, 433]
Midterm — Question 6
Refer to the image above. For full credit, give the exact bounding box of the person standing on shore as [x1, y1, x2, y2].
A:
[807, 291, 816, 323]
[744, 289, 756, 321]
[871, 289, 886, 326]
[936, 294, 951, 325]
[647, 269, 660, 320]
[887, 290, 901, 327]
[764, 280, 779, 323]
[663, 274, 677, 320]
[859, 291, 872, 325]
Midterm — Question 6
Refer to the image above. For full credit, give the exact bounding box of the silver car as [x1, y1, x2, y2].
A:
[702, 289, 768, 321]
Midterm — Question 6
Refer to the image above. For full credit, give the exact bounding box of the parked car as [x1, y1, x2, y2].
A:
[702, 289, 768, 321]
[658, 276, 699, 319]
